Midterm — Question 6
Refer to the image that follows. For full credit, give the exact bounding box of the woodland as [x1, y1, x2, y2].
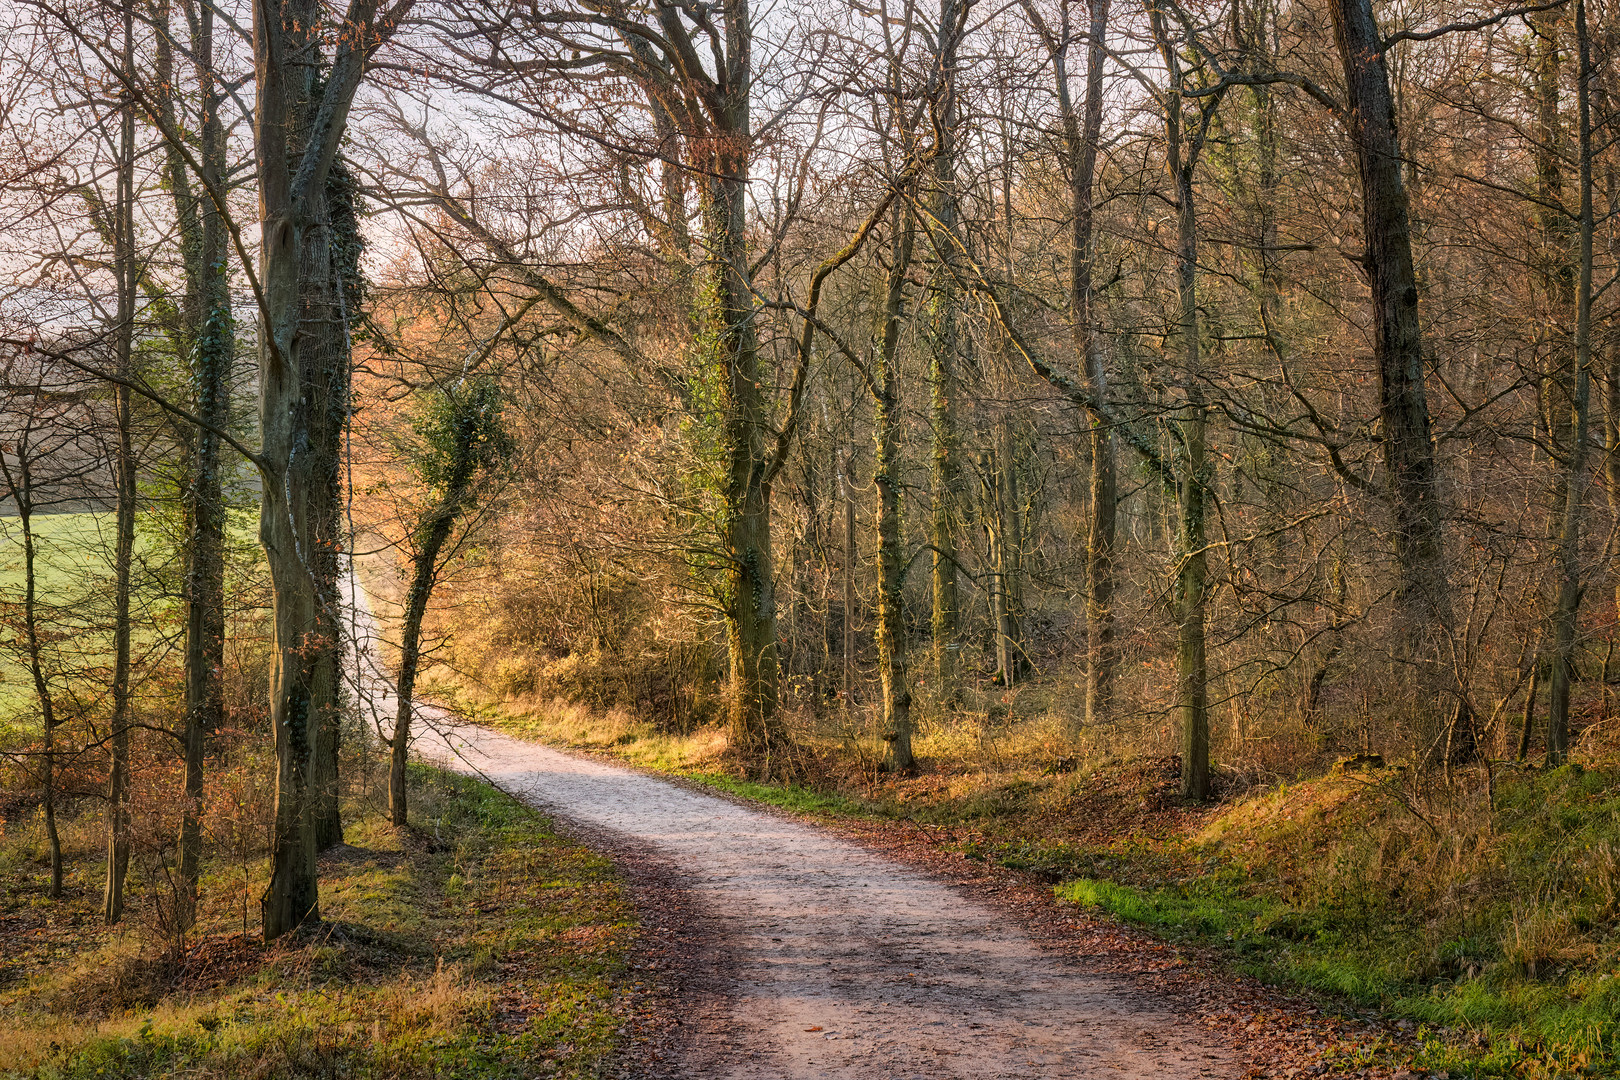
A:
[0, 0, 1619, 1071]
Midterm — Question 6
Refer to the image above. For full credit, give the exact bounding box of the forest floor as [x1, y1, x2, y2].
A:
[0, 765, 640, 1079]
[417, 717, 1405, 1080]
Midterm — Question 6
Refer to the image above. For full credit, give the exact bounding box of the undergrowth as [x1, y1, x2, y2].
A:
[1043, 763, 1620, 1078]
[0, 763, 634, 1079]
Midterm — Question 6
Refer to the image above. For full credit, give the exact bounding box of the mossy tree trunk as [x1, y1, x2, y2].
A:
[925, 0, 968, 703]
[390, 382, 507, 825]
[255, 0, 398, 941]
[157, 0, 233, 922]
[1147, 4, 1225, 801]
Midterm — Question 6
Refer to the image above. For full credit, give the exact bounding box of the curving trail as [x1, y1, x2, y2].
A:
[345, 575, 1238, 1079]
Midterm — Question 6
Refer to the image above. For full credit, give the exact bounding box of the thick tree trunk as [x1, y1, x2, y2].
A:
[877, 211, 915, 773]
[1329, 0, 1446, 633]
[259, 468, 323, 937]
[691, 20, 785, 754]
[307, 164, 362, 853]
[255, 0, 369, 939]
[251, 0, 396, 940]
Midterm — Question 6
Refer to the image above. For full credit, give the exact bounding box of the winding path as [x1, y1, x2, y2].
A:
[344, 575, 1238, 1079]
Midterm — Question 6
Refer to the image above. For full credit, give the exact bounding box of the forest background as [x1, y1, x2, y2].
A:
[1, 0, 1620, 1072]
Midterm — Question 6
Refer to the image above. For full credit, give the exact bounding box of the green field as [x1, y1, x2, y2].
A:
[0, 512, 123, 730]
[0, 510, 263, 735]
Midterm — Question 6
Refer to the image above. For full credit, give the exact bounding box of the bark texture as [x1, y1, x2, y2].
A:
[1330, 0, 1446, 632]
[877, 210, 916, 774]
[254, 0, 397, 940]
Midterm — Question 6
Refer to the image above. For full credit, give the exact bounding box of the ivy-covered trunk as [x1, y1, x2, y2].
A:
[695, 28, 784, 751]
[254, 0, 394, 940]
[160, 0, 234, 918]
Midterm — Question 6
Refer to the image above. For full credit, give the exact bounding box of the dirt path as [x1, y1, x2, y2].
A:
[416, 718, 1236, 1079]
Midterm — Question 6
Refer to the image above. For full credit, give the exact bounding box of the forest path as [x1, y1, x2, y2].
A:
[415, 720, 1239, 1080]
[343, 575, 1237, 1079]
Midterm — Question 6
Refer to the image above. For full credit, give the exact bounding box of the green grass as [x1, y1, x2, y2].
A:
[0, 509, 261, 732]
[0, 513, 121, 725]
[682, 771, 872, 817]
[0, 764, 637, 1080]
[1045, 765, 1620, 1079]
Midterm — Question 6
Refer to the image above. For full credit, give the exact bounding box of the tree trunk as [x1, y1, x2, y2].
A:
[1074, 0, 1115, 730]
[104, 1, 137, 923]
[1329, 0, 1446, 633]
[389, 498, 462, 825]
[308, 161, 363, 853]
[1519, 652, 1541, 761]
[840, 449, 857, 708]
[389, 409, 484, 826]
[692, 23, 784, 754]
[32, 503, 62, 900]
[166, 0, 233, 923]
[254, 0, 391, 940]
[1020, 0, 1114, 728]
[876, 210, 916, 773]
[2, 451, 63, 898]
[1174, 167, 1210, 801]
[1546, 0, 1596, 765]
[1145, 5, 1219, 801]
[926, 0, 966, 703]
[994, 418, 1025, 684]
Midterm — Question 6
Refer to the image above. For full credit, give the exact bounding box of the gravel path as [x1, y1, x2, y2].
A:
[419, 721, 1239, 1080]
[345, 576, 1238, 1079]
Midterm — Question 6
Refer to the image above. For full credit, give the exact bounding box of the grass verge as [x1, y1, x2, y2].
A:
[0, 763, 635, 1080]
